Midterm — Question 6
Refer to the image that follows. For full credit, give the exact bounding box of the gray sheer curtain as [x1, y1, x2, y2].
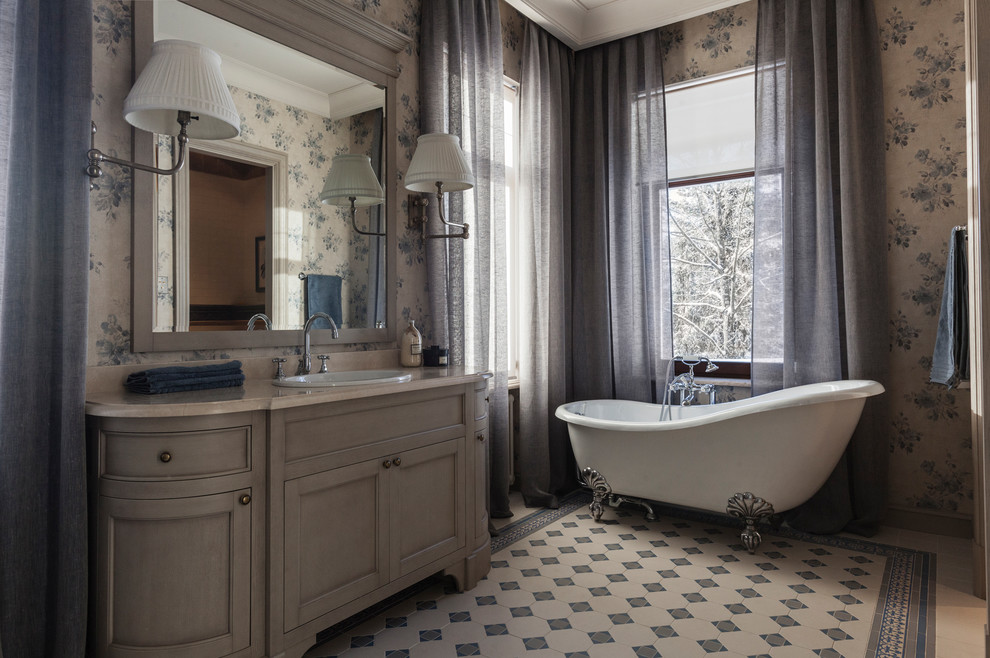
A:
[517, 25, 574, 507]
[0, 0, 91, 655]
[571, 30, 673, 406]
[753, 0, 889, 534]
[419, 0, 510, 517]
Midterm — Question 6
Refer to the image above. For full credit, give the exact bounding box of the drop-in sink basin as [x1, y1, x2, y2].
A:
[273, 369, 413, 388]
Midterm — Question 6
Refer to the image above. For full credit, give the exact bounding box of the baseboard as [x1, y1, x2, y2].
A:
[885, 505, 973, 538]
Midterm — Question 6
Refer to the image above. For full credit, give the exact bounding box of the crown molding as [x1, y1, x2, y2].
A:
[504, 0, 748, 50]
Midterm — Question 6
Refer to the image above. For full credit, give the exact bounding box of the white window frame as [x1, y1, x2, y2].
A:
[665, 68, 756, 375]
[504, 77, 520, 384]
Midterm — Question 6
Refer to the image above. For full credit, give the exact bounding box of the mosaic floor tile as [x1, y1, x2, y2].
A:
[305, 493, 936, 658]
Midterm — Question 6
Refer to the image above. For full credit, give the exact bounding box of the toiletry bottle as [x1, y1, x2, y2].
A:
[400, 320, 423, 367]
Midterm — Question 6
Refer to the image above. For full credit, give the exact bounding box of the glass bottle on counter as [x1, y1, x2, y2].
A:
[400, 320, 423, 367]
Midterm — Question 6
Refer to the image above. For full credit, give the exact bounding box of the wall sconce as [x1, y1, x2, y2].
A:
[404, 133, 475, 240]
[86, 40, 240, 183]
[319, 154, 386, 237]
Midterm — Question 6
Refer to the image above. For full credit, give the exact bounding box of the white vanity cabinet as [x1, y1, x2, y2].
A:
[86, 372, 491, 658]
[270, 384, 484, 657]
[87, 411, 267, 658]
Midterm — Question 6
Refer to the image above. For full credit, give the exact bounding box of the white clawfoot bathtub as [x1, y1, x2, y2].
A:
[555, 380, 884, 551]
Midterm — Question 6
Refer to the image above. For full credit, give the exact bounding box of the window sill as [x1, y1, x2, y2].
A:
[695, 376, 751, 388]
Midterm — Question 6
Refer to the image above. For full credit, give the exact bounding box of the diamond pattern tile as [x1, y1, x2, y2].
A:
[304, 495, 934, 658]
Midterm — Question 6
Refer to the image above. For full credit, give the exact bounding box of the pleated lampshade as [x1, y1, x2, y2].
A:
[404, 133, 475, 192]
[123, 40, 240, 140]
[319, 155, 385, 207]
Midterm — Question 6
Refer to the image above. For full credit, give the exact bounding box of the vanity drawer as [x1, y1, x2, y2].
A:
[475, 384, 489, 423]
[101, 426, 252, 481]
[282, 388, 465, 466]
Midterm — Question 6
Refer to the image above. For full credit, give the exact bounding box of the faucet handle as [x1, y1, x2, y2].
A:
[272, 358, 287, 380]
[317, 355, 330, 373]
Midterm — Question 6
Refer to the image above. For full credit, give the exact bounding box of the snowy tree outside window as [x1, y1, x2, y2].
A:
[669, 177, 754, 358]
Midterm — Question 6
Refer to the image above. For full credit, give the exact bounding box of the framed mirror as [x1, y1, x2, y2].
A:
[131, 0, 410, 352]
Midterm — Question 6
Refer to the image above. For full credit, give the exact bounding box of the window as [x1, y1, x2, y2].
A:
[504, 78, 520, 382]
[665, 70, 755, 376]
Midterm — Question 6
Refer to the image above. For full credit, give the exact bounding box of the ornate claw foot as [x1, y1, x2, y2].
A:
[726, 492, 775, 554]
[581, 467, 612, 522]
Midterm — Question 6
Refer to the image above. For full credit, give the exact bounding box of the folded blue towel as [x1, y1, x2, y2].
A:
[126, 373, 246, 395]
[930, 227, 969, 387]
[305, 274, 343, 330]
[125, 361, 244, 394]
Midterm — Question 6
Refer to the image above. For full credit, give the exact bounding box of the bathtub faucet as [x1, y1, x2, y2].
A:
[680, 355, 718, 374]
[668, 356, 719, 406]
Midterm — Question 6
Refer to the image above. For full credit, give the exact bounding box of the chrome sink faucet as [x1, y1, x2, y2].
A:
[298, 312, 339, 375]
[246, 313, 272, 330]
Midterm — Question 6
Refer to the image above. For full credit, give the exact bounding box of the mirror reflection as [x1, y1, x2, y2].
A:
[151, 0, 387, 333]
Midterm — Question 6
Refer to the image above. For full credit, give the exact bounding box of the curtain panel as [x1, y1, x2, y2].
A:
[517, 24, 575, 507]
[753, 0, 890, 534]
[571, 29, 674, 406]
[0, 0, 92, 655]
[418, 0, 511, 517]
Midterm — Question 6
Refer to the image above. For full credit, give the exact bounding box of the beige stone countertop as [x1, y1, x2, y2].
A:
[85, 367, 490, 418]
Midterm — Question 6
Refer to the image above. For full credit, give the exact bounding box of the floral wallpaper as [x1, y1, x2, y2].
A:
[500, 0, 526, 84]
[91, 0, 139, 365]
[877, 0, 971, 517]
[659, 3, 757, 84]
[90, 0, 971, 522]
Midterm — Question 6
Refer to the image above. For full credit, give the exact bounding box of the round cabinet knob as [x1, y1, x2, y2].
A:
[239, 494, 251, 505]
[477, 434, 485, 442]
[383, 459, 392, 469]
[159, 451, 172, 463]
[393, 457, 401, 467]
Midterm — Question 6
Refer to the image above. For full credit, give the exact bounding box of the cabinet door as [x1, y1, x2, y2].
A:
[282, 458, 389, 631]
[390, 439, 466, 578]
[473, 380, 491, 541]
[96, 490, 253, 658]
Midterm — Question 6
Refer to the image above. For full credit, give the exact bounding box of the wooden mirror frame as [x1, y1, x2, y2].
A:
[131, 0, 410, 352]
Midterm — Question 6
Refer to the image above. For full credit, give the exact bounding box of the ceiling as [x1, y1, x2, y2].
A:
[503, 0, 747, 50]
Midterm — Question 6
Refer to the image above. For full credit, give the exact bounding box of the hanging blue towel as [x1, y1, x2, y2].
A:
[930, 227, 969, 387]
[305, 274, 343, 329]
